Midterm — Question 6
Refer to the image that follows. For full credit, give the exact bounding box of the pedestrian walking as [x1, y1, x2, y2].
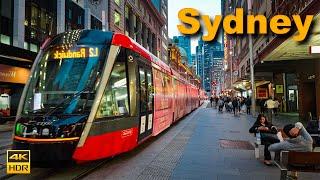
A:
[232, 98, 238, 115]
[245, 97, 252, 114]
[264, 97, 275, 123]
[210, 96, 214, 107]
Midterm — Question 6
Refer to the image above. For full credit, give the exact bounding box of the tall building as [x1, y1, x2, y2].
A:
[191, 54, 196, 71]
[109, 0, 168, 62]
[203, 41, 223, 93]
[173, 36, 192, 67]
[196, 38, 204, 81]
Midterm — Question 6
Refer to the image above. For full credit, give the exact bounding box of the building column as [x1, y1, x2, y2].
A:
[84, 7, 91, 29]
[316, 60, 320, 119]
[13, 0, 25, 48]
[57, 0, 65, 33]
[136, 19, 142, 44]
[129, 12, 135, 39]
[148, 30, 152, 53]
[143, 25, 148, 49]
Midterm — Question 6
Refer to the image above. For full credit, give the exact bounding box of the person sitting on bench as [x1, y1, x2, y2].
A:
[269, 122, 313, 153]
[249, 114, 279, 166]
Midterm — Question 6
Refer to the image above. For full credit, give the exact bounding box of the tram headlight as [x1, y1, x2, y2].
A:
[15, 123, 27, 136]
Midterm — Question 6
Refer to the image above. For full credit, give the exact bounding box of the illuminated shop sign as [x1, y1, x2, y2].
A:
[53, 48, 99, 59]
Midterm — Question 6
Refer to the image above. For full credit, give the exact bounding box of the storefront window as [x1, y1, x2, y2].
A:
[96, 49, 129, 118]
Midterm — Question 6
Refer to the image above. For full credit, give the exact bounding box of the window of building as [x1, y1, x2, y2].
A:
[114, 0, 121, 6]
[0, 34, 10, 45]
[25, 0, 57, 50]
[0, 0, 13, 45]
[65, 0, 84, 30]
[91, 15, 102, 30]
[114, 11, 121, 27]
[96, 49, 129, 118]
[30, 43, 38, 53]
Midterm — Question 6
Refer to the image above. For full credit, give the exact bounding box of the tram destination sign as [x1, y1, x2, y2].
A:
[53, 47, 99, 59]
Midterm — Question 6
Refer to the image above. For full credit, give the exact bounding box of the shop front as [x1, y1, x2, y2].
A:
[0, 64, 30, 119]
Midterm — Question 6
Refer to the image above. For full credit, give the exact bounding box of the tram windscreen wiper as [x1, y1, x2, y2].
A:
[43, 88, 90, 117]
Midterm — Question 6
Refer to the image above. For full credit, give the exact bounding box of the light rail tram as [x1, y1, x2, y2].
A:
[13, 30, 205, 164]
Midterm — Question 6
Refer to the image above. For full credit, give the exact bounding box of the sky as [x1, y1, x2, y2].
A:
[168, 0, 222, 54]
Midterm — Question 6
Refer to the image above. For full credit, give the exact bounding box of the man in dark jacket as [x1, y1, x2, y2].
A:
[245, 97, 252, 114]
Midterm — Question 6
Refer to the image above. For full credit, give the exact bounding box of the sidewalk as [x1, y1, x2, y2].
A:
[85, 102, 319, 180]
[170, 104, 319, 179]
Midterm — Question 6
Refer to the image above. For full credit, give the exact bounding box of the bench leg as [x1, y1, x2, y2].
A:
[280, 170, 287, 180]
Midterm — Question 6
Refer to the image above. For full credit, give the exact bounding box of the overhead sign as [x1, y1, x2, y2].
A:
[276, 85, 284, 94]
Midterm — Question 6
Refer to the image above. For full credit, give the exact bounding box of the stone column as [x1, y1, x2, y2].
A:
[148, 30, 152, 53]
[57, 0, 65, 33]
[136, 19, 142, 44]
[84, 8, 91, 29]
[13, 0, 25, 48]
[143, 25, 148, 49]
[129, 12, 135, 39]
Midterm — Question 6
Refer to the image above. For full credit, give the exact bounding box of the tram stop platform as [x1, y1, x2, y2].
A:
[83, 102, 320, 180]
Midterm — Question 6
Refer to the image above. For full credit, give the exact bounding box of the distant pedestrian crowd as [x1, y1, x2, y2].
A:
[209, 96, 252, 116]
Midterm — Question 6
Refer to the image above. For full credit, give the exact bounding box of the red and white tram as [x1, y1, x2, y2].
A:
[13, 30, 204, 163]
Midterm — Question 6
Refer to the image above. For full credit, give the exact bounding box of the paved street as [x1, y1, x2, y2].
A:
[81, 102, 319, 180]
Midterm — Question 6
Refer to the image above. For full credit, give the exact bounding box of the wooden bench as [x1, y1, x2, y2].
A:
[274, 151, 320, 180]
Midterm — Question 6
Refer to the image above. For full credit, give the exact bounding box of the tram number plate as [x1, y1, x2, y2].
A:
[7, 150, 30, 174]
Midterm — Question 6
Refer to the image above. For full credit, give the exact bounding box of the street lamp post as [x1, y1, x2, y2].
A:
[248, 0, 256, 117]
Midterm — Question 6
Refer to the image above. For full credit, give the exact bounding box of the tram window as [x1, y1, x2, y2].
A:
[139, 68, 147, 113]
[96, 50, 129, 118]
[147, 71, 153, 111]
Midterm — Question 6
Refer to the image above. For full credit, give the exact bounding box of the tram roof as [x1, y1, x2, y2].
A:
[112, 33, 171, 74]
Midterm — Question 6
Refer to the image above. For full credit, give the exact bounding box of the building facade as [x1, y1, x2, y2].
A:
[0, 0, 108, 118]
[108, 0, 168, 62]
[223, 0, 320, 120]
[172, 35, 192, 67]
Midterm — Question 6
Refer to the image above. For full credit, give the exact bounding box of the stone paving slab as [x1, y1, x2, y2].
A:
[85, 102, 320, 180]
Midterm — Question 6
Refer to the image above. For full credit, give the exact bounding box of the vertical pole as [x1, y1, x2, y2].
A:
[248, 0, 256, 117]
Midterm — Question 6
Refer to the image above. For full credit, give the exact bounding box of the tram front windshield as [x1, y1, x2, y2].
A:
[22, 45, 107, 115]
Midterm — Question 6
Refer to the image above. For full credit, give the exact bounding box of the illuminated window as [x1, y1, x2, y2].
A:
[114, 11, 121, 27]
[96, 49, 129, 118]
[0, 34, 11, 45]
[114, 0, 121, 6]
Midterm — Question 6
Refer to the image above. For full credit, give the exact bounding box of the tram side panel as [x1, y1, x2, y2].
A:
[152, 68, 173, 136]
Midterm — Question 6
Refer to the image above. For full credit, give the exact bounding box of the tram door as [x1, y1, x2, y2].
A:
[138, 65, 154, 141]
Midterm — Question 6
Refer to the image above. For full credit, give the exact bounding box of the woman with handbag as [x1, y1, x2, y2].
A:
[249, 114, 279, 165]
